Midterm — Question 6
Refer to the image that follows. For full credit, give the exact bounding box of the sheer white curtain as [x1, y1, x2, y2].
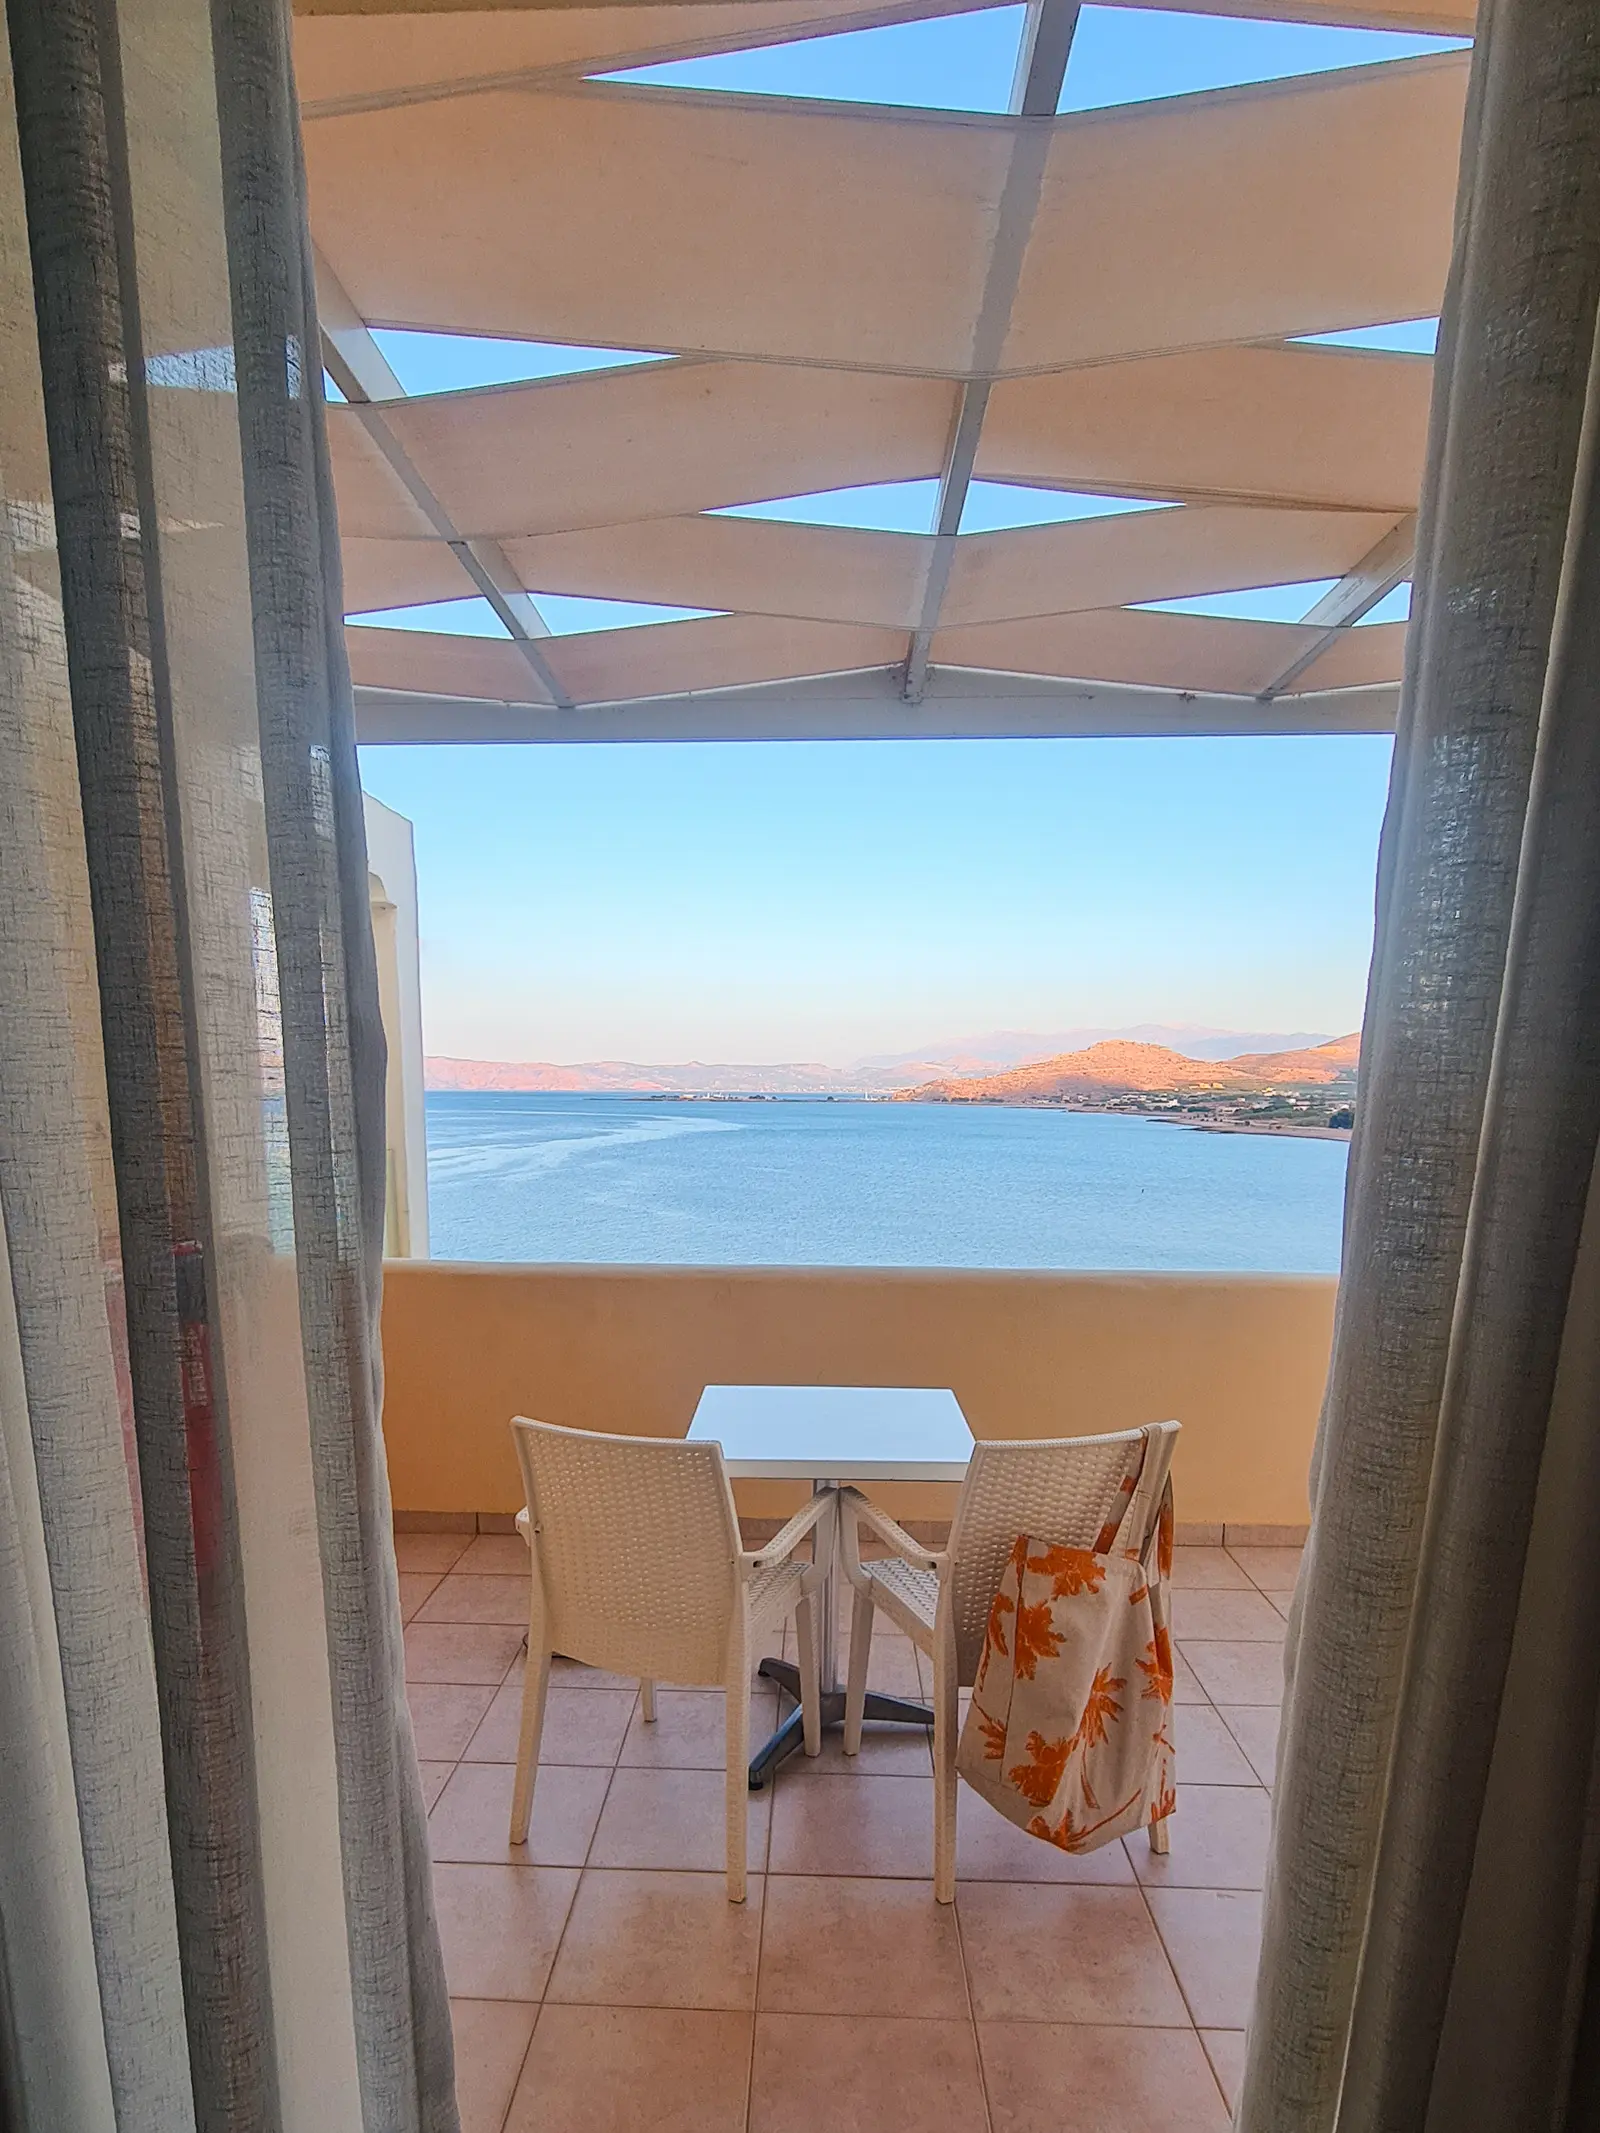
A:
[1240, 0, 1600, 2125]
[0, 0, 455, 2124]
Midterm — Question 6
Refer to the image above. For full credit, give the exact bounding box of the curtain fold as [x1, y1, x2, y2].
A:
[8, 2, 282, 2118]
[1239, 0, 1600, 2124]
[207, 0, 457, 2120]
[0, 24, 202, 2131]
[0, 0, 457, 2124]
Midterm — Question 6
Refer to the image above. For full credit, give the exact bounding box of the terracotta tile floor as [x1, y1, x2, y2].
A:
[402, 1533, 1293, 2132]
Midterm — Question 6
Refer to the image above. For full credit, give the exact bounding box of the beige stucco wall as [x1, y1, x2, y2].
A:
[380, 1261, 1334, 1528]
[363, 792, 429, 1257]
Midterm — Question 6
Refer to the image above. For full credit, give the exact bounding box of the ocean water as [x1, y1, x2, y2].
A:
[426, 1093, 1348, 1272]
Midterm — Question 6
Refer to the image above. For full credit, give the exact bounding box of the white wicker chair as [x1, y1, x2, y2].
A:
[508, 1417, 826, 1901]
[839, 1421, 1180, 1902]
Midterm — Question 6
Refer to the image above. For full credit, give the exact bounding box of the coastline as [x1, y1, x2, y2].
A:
[1189, 1119, 1352, 1141]
[433, 1087, 1354, 1142]
[899, 1096, 1353, 1141]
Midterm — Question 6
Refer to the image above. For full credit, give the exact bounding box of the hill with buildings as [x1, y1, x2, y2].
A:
[896, 1041, 1254, 1103]
[896, 1033, 1359, 1131]
[424, 1031, 1358, 1108]
[1223, 1033, 1360, 1083]
[858, 1026, 1331, 1069]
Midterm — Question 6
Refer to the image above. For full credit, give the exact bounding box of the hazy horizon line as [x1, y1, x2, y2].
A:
[424, 1021, 1351, 1074]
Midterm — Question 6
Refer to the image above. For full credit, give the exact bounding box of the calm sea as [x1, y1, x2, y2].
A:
[425, 1093, 1348, 1273]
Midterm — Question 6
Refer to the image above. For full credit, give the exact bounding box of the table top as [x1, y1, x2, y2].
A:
[687, 1383, 973, 1480]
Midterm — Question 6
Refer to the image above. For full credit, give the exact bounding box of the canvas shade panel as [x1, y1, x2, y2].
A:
[1007, 56, 1466, 371]
[346, 626, 538, 699]
[543, 611, 906, 698]
[1293, 617, 1411, 691]
[340, 536, 473, 614]
[302, 83, 1014, 372]
[1100, 0, 1472, 21]
[345, 614, 905, 700]
[292, 0, 990, 108]
[326, 414, 443, 541]
[341, 504, 1417, 643]
[304, 61, 1465, 377]
[344, 607, 1406, 706]
[333, 362, 957, 539]
[501, 507, 1406, 632]
[290, 0, 1474, 19]
[933, 605, 1325, 694]
[505, 514, 931, 628]
[941, 505, 1405, 627]
[298, 0, 1476, 724]
[980, 344, 1434, 513]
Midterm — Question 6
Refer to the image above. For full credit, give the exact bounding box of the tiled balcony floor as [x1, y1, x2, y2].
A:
[400, 1531, 1293, 2133]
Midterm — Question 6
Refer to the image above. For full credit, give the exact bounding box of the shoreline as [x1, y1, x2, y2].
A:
[431, 1088, 1355, 1140]
[1188, 1119, 1351, 1141]
[896, 1097, 1353, 1141]
[1069, 1107, 1351, 1142]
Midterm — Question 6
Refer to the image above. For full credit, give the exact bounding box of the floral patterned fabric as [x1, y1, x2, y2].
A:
[956, 1465, 1175, 1854]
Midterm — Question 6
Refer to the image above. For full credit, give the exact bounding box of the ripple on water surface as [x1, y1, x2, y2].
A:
[424, 1092, 1347, 1273]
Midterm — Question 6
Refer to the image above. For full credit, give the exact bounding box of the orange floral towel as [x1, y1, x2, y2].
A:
[957, 1474, 1175, 1855]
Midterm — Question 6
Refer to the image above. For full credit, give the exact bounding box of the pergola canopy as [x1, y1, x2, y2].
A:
[296, 0, 1474, 739]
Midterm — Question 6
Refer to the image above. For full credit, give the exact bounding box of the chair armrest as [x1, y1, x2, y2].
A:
[739, 1490, 832, 1575]
[837, 1486, 943, 1593]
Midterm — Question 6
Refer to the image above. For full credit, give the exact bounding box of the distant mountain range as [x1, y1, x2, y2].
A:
[425, 1056, 894, 1096]
[857, 1026, 1334, 1070]
[897, 1033, 1360, 1105]
[425, 1026, 1348, 1098]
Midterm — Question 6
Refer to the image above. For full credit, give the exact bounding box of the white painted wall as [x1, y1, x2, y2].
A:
[362, 793, 429, 1258]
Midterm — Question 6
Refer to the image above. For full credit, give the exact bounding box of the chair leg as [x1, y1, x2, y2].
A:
[640, 1679, 656, 1724]
[509, 1644, 551, 1845]
[724, 1645, 751, 1903]
[1148, 1814, 1171, 1855]
[842, 1585, 874, 1754]
[794, 1593, 822, 1757]
[932, 1635, 959, 1903]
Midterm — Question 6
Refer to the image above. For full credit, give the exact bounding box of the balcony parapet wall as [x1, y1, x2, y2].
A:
[380, 1261, 1333, 1532]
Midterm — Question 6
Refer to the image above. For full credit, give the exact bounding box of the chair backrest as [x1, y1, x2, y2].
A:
[944, 1421, 1179, 1684]
[510, 1418, 744, 1687]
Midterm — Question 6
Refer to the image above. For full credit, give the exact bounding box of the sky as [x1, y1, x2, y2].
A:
[358, 737, 1395, 1064]
[604, 3, 1464, 112]
[350, 2, 1455, 1065]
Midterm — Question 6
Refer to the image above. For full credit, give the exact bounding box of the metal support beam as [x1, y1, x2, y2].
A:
[1010, 0, 1081, 115]
[314, 242, 405, 403]
[354, 667, 1400, 745]
[1257, 512, 1417, 701]
[902, 0, 1080, 701]
[312, 249, 575, 709]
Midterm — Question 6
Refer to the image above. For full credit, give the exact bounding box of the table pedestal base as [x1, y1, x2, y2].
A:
[748, 1658, 931, 1790]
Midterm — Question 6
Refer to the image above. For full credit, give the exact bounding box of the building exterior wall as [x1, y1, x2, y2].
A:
[379, 1260, 1334, 1529]
[362, 793, 428, 1257]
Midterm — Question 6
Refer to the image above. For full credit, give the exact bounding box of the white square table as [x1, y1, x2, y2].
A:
[687, 1384, 973, 1787]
